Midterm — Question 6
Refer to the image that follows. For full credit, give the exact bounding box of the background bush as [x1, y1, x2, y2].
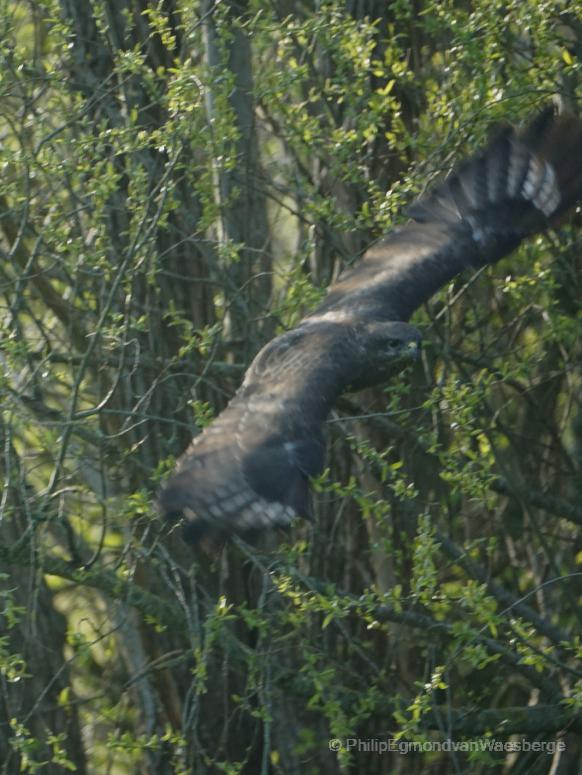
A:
[1, 1, 581, 772]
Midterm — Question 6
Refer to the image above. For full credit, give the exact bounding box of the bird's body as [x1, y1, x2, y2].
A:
[158, 108, 582, 543]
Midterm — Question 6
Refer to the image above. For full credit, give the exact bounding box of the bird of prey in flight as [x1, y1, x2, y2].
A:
[159, 107, 582, 544]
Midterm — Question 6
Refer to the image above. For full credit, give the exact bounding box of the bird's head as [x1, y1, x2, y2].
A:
[346, 320, 421, 392]
[362, 320, 421, 361]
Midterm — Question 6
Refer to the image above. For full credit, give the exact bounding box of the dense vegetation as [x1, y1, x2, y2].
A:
[1, 1, 581, 772]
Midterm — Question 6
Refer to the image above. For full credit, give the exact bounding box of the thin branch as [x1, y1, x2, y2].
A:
[493, 477, 582, 528]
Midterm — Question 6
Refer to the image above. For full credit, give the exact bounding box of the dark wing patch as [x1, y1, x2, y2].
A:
[159, 432, 301, 544]
[158, 377, 327, 540]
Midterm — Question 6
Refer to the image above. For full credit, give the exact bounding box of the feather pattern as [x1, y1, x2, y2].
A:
[158, 107, 582, 543]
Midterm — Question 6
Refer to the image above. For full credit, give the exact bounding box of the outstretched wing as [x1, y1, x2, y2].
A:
[157, 400, 323, 544]
[317, 109, 582, 323]
[159, 107, 582, 543]
[159, 326, 335, 542]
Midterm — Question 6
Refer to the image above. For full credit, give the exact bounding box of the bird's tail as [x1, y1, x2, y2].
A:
[408, 107, 582, 244]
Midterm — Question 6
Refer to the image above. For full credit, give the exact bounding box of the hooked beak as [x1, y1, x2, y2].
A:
[406, 339, 421, 360]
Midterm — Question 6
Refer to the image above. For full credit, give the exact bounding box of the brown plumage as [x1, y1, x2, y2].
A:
[158, 107, 582, 544]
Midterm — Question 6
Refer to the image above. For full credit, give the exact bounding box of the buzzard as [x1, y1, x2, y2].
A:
[159, 107, 582, 543]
